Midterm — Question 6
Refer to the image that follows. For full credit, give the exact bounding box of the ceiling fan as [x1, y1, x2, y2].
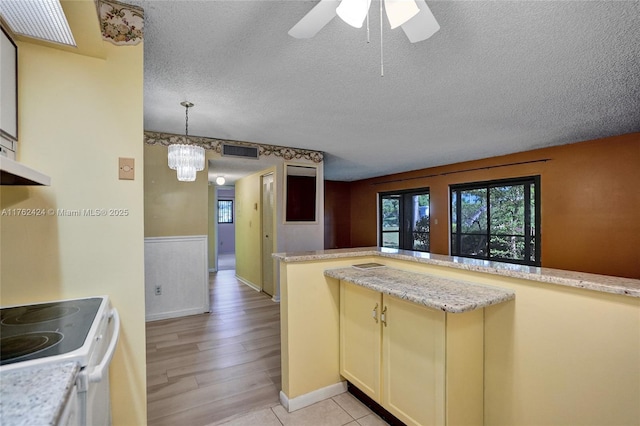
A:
[288, 0, 440, 43]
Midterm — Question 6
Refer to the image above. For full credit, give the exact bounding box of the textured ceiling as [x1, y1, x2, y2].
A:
[130, 0, 640, 182]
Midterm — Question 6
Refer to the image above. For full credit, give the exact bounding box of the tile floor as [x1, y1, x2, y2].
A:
[212, 392, 389, 426]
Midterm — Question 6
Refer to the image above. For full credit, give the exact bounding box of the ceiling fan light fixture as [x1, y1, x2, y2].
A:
[400, 0, 440, 42]
[336, 0, 371, 28]
[288, 0, 340, 39]
[288, 0, 440, 45]
[384, 0, 420, 29]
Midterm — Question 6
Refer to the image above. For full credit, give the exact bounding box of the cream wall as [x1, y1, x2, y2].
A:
[279, 257, 640, 425]
[0, 39, 146, 426]
[235, 162, 325, 293]
[235, 167, 274, 288]
[144, 140, 325, 289]
[144, 144, 209, 237]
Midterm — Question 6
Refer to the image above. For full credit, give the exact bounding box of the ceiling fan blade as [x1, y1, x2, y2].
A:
[288, 0, 341, 39]
[336, 0, 372, 29]
[384, 0, 419, 29]
[400, 0, 440, 43]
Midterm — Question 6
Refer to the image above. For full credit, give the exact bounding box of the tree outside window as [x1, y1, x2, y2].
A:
[451, 176, 540, 265]
[218, 200, 233, 224]
[380, 189, 430, 252]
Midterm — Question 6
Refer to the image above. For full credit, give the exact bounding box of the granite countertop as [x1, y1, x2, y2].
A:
[325, 266, 515, 313]
[274, 247, 640, 298]
[0, 361, 79, 426]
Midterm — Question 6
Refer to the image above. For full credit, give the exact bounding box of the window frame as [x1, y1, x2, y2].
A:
[217, 199, 234, 224]
[450, 176, 541, 266]
[379, 187, 430, 252]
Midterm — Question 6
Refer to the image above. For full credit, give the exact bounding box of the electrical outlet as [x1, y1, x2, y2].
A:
[155, 285, 162, 296]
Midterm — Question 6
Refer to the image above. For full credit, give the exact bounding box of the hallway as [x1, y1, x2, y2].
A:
[146, 269, 281, 425]
[146, 268, 389, 425]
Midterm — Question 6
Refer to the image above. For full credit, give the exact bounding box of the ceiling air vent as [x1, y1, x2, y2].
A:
[221, 143, 259, 159]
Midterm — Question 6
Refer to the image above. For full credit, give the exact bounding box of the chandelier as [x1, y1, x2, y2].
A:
[168, 101, 205, 182]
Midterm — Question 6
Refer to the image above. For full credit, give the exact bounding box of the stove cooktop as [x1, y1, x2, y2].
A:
[0, 298, 103, 366]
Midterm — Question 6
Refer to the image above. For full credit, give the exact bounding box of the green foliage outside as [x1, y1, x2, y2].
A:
[382, 197, 400, 248]
[413, 215, 430, 251]
[381, 194, 430, 251]
[452, 183, 535, 262]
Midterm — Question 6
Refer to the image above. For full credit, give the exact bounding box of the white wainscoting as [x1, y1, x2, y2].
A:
[144, 235, 209, 321]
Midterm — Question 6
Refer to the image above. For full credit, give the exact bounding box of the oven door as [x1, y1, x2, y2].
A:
[76, 308, 120, 426]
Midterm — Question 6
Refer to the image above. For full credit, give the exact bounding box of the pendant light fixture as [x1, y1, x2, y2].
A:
[168, 101, 205, 182]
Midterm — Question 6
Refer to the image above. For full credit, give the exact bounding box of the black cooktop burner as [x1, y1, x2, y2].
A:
[0, 298, 103, 366]
[1, 306, 80, 325]
[0, 332, 64, 361]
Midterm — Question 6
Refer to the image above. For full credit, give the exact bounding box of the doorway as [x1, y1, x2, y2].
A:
[216, 187, 236, 271]
[261, 173, 275, 296]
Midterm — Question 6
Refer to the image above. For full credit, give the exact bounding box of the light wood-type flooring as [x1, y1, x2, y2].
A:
[146, 268, 388, 425]
[146, 269, 282, 426]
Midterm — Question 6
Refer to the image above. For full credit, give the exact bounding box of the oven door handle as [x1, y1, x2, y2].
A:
[88, 308, 120, 384]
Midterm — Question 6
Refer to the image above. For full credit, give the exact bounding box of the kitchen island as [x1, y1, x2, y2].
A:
[324, 266, 515, 312]
[274, 247, 640, 425]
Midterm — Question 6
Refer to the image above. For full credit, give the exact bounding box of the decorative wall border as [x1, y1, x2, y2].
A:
[144, 131, 324, 163]
[98, 0, 144, 46]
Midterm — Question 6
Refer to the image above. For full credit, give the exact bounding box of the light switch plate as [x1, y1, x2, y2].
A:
[119, 157, 135, 180]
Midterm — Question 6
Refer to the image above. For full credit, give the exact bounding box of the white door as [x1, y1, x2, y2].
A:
[261, 173, 275, 296]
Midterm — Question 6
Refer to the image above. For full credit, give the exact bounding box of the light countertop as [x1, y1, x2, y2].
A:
[274, 247, 640, 298]
[0, 361, 79, 426]
[325, 266, 515, 313]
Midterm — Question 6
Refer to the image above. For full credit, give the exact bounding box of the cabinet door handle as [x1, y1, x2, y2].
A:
[372, 303, 379, 323]
[381, 306, 387, 327]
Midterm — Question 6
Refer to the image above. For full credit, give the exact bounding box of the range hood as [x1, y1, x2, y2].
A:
[0, 156, 51, 185]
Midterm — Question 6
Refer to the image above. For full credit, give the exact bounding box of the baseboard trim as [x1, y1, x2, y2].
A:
[236, 275, 261, 292]
[145, 306, 208, 322]
[279, 382, 347, 412]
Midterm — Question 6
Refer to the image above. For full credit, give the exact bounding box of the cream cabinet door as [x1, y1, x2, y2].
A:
[340, 281, 382, 402]
[382, 295, 446, 426]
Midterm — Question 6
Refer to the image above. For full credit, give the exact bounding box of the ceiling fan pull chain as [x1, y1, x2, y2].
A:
[380, 0, 384, 77]
[366, 6, 370, 43]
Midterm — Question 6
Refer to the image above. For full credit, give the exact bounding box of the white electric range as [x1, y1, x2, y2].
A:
[0, 296, 120, 426]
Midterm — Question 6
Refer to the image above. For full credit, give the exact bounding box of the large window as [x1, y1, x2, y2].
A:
[218, 200, 233, 224]
[380, 189, 430, 252]
[450, 176, 540, 265]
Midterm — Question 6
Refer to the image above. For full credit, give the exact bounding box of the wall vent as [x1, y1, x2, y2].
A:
[221, 143, 259, 159]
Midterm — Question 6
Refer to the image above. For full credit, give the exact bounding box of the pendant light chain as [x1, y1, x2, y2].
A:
[185, 103, 190, 141]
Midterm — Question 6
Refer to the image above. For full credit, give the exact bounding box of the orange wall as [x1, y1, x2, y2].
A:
[343, 133, 640, 279]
